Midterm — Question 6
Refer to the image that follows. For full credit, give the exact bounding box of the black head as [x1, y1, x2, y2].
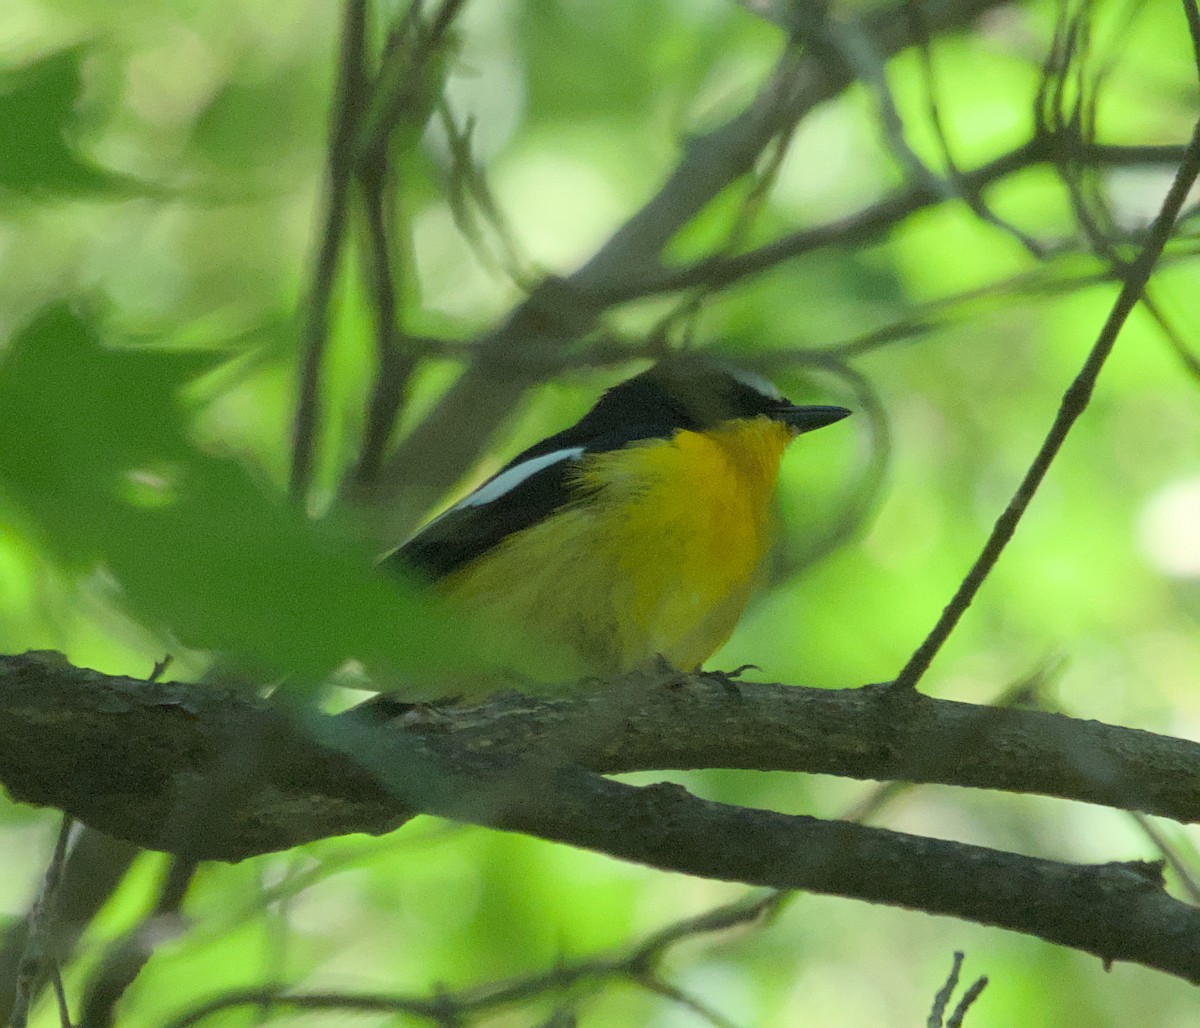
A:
[573, 355, 851, 439]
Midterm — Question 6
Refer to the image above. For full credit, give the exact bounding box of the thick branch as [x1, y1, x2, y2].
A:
[8, 653, 1200, 982]
[3, 654, 1200, 983]
[5, 652, 1200, 846]
[494, 773, 1200, 983]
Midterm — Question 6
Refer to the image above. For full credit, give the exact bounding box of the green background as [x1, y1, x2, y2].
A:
[1, 0, 1199, 1024]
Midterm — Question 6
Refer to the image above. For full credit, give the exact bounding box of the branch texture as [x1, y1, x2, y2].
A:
[4, 653, 1200, 982]
[6, 653, 1200, 852]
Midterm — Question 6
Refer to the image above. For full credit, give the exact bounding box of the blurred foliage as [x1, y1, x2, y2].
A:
[0, 0, 1199, 1025]
[0, 47, 127, 195]
[0, 306, 481, 684]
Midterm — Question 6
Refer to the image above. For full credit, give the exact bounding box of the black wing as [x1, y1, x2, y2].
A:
[383, 448, 586, 581]
[383, 422, 670, 582]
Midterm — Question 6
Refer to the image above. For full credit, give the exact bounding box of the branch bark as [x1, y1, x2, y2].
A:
[6, 653, 1200, 854]
[4, 652, 1200, 982]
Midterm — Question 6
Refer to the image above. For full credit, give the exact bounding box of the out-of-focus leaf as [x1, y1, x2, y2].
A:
[0, 48, 131, 196]
[191, 73, 322, 170]
[0, 305, 468, 682]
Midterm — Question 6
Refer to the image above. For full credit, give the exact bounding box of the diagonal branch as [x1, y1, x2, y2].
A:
[893, 108, 1200, 690]
[165, 891, 782, 1027]
[605, 138, 1192, 303]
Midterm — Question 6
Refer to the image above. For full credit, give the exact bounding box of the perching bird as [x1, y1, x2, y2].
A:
[384, 356, 850, 682]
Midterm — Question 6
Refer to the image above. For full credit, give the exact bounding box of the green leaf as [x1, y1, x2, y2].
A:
[0, 48, 131, 196]
[0, 306, 466, 682]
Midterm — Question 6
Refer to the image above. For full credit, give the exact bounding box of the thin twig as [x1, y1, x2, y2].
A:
[650, 109, 801, 349]
[638, 974, 741, 1028]
[164, 891, 782, 1027]
[907, 0, 1046, 256]
[357, 0, 468, 158]
[1144, 292, 1200, 384]
[80, 857, 198, 1028]
[892, 110, 1200, 691]
[0, 830, 141, 1025]
[928, 950, 989, 1027]
[596, 138, 1189, 304]
[437, 100, 534, 287]
[49, 968, 71, 1028]
[947, 973, 988, 1027]
[927, 951, 963, 1028]
[9, 816, 74, 1028]
[819, 8, 955, 205]
[1036, 2, 1200, 387]
[350, 145, 419, 489]
[345, 0, 470, 495]
[289, 0, 369, 503]
[1186, 0, 1200, 76]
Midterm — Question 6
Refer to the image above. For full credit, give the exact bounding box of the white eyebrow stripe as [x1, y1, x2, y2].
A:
[453, 446, 586, 511]
[729, 367, 782, 401]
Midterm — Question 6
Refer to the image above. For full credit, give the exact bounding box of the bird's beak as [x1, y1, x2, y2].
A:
[778, 404, 852, 434]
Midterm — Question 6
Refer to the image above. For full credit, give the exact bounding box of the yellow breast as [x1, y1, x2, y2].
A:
[442, 418, 793, 680]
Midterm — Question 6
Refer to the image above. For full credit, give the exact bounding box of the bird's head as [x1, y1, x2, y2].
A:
[577, 354, 851, 439]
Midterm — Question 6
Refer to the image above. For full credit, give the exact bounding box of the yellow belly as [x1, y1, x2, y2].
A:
[441, 419, 793, 681]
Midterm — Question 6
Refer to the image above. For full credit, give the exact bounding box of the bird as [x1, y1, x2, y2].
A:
[383, 355, 850, 683]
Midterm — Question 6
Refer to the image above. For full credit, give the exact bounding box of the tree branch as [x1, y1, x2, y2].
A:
[5, 653, 1200, 982]
[605, 137, 1192, 303]
[893, 108, 1200, 690]
[6, 653, 1200, 858]
[165, 891, 783, 1027]
[289, 0, 369, 503]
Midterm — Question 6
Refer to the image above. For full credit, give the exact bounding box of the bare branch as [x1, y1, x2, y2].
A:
[346, 2, 473, 495]
[9, 816, 73, 1028]
[1144, 292, 1200, 385]
[166, 891, 780, 1027]
[0, 831, 139, 1026]
[907, 0, 1047, 257]
[610, 138, 1190, 303]
[928, 950, 964, 1028]
[349, 132, 419, 491]
[6, 654, 1200, 982]
[948, 973, 988, 1027]
[436, 100, 536, 288]
[356, 0, 469, 160]
[1183, 0, 1200, 83]
[289, 0, 369, 503]
[293, 0, 471, 504]
[8, 653, 1200, 855]
[79, 857, 197, 1028]
[893, 103, 1200, 690]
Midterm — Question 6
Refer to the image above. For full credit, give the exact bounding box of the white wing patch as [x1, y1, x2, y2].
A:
[453, 446, 586, 511]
